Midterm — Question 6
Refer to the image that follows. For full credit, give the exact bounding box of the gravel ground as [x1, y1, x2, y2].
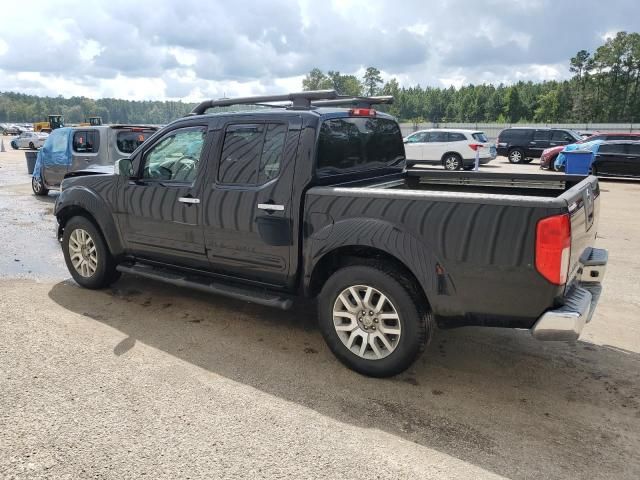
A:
[1, 136, 639, 479]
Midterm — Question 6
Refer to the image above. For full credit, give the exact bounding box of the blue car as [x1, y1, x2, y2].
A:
[554, 139, 604, 171]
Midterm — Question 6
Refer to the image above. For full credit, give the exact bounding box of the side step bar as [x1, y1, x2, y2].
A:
[116, 263, 293, 310]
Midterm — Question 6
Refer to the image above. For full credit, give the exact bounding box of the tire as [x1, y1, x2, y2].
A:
[442, 153, 462, 170]
[29, 142, 35, 149]
[31, 176, 49, 196]
[318, 264, 433, 377]
[62, 216, 119, 289]
[508, 148, 524, 164]
[590, 166, 598, 176]
[11, 141, 18, 150]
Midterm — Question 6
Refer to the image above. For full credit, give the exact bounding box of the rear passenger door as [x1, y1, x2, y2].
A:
[593, 143, 626, 175]
[202, 118, 301, 286]
[549, 130, 576, 149]
[528, 129, 551, 157]
[621, 143, 640, 176]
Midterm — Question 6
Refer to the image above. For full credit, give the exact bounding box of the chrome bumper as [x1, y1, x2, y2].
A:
[531, 247, 607, 341]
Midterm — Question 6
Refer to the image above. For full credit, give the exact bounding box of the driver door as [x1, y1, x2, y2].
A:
[118, 125, 211, 268]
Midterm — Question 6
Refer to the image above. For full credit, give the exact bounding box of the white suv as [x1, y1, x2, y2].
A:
[403, 129, 496, 170]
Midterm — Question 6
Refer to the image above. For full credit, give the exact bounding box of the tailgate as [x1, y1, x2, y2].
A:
[560, 175, 600, 283]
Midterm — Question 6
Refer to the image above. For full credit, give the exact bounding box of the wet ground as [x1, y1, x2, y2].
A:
[1, 135, 639, 479]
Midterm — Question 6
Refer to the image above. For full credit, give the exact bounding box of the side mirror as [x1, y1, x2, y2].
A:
[115, 158, 134, 177]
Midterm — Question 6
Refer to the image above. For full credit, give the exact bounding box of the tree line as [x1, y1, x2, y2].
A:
[303, 31, 640, 124]
[1, 31, 639, 125]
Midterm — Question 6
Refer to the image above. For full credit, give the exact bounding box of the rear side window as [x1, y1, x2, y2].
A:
[316, 117, 404, 177]
[472, 132, 488, 142]
[73, 130, 100, 153]
[429, 131, 448, 142]
[218, 123, 287, 185]
[501, 129, 531, 141]
[117, 129, 155, 154]
[448, 132, 466, 142]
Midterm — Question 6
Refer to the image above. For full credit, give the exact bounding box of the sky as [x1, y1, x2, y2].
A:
[0, 0, 639, 102]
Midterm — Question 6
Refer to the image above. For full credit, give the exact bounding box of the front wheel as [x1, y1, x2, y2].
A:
[318, 265, 432, 377]
[11, 141, 18, 150]
[31, 176, 49, 196]
[29, 142, 35, 149]
[508, 148, 524, 163]
[62, 216, 119, 289]
[442, 153, 462, 170]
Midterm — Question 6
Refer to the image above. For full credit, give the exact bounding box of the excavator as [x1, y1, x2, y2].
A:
[33, 115, 65, 133]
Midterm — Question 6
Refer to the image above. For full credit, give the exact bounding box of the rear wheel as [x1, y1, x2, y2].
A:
[62, 216, 119, 289]
[31, 176, 49, 196]
[508, 148, 524, 163]
[442, 153, 462, 170]
[318, 265, 432, 377]
[29, 141, 35, 149]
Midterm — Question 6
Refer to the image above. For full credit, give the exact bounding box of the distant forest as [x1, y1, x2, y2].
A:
[1, 31, 639, 125]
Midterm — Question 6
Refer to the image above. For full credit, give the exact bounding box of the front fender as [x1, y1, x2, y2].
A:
[55, 184, 124, 257]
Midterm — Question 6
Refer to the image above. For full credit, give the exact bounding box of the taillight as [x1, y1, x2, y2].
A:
[468, 143, 483, 151]
[535, 214, 571, 285]
[349, 108, 376, 117]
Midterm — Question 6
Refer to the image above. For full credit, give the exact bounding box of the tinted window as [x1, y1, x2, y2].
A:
[627, 143, 640, 156]
[604, 134, 640, 141]
[117, 129, 155, 154]
[552, 131, 575, 142]
[599, 144, 627, 155]
[142, 127, 205, 183]
[429, 131, 448, 142]
[534, 130, 551, 141]
[73, 130, 99, 153]
[316, 117, 404, 176]
[448, 132, 466, 142]
[218, 123, 287, 185]
[472, 132, 488, 142]
[502, 129, 531, 141]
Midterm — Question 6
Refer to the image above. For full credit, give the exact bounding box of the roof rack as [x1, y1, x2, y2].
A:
[189, 90, 339, 115]
[189, 91, 395, 115]
[311, 96, 394, 108]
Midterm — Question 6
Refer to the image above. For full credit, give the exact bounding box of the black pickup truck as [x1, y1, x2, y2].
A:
[54, 91, 608, 377]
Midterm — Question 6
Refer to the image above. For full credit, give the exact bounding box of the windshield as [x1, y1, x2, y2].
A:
[472, 132, 488, 142]
[316, 117, 405, 177]
[116, 129, 155, 154]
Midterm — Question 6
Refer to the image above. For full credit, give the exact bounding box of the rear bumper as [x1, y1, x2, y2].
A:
[531, 247, 607, 341]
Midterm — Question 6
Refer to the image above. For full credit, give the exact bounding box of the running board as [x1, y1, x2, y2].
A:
[116, 263, 293, 310]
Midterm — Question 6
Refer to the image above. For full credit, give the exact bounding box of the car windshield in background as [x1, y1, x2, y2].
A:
[316, 117, 405, 176]
[472, 132, 488, 142]
[116, 130, 154, 154]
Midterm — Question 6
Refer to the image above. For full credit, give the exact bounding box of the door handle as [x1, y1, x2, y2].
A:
[178, 197, 200, 204]
[257, 203, 284, 211]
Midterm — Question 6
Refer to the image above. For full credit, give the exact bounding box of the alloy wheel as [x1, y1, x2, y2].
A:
[68, 228, 98, 277]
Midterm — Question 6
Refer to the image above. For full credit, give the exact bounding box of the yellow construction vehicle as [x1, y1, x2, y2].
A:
[79, 116, 103, 127]
[33, 115, 65, 133]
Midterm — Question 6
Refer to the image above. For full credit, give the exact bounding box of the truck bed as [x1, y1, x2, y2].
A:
[304, 170, 599, 328]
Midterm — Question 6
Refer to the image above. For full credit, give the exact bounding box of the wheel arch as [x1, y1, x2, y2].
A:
[55, 187, 124, 257]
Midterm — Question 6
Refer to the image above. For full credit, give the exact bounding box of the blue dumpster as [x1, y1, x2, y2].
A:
[564, 150, 594, 175]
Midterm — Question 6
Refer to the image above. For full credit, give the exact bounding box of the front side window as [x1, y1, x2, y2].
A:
[141, 127, 206, 183]
[51, 130, 67, 154]
[552, 131, 573, 142]
[598, 144, 626, 155]
[218, 123, 287, 185]
[534, 130, 551, 141]
[406, 132, 427, 143]
[429, 131, 448, 142]
[73, 130, 99, 153]
[117, 129, 155, 154]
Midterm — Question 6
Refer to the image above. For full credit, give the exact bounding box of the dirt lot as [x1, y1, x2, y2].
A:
[1, 135, 639, 479]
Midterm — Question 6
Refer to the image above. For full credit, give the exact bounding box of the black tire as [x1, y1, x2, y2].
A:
[31, 176, 49, 196]
[29, 142, 35, 149]
[508, 148, 525, 164]
[590, 166, 598, 176]
[442, 153, 462, 170]
[318, 264, 433, 377]
[62, 216, 119, 289]
[11, 141, 18, 150]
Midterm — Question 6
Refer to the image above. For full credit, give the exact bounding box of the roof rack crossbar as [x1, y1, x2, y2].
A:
[311, 96, 394, 108]
[190, 90, 339, 115]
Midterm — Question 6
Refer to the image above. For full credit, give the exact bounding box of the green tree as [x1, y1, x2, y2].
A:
[302, 68, 332, 91]
[362, 67, 383, 96]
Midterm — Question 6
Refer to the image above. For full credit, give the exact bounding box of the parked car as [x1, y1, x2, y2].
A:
[403, 129, 496, 170]
[1, 124, 21, 135]
[541, 132, 640, 170]
[10, 131, 48, 150]
[496, 127, 581, 163]
[590, 141, 640, 178]
[31, 124, 158, 196]
[53, 91, 607, 378]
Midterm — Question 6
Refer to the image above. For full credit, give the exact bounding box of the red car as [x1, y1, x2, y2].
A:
[540, 132, 640, 169]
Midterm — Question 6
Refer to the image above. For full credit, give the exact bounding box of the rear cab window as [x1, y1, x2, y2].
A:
[315, 117, 405, 177]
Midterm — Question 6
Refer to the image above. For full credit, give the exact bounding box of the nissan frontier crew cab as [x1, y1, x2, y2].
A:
[54, 90, 608, 377]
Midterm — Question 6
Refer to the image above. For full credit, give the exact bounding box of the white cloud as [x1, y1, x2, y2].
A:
[0, 0, 638, 100]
